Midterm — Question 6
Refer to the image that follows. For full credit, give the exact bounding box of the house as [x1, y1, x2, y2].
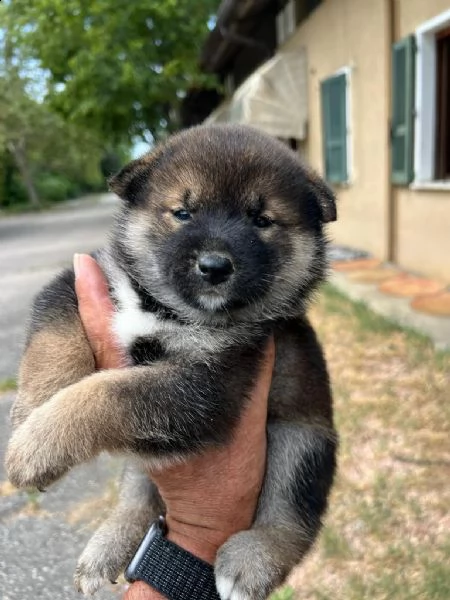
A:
[197, 0, 450, 282]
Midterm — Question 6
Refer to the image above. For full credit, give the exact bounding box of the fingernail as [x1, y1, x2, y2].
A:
[73, 253, 81, 278]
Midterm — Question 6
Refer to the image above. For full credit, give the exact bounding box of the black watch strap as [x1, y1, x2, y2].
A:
[125, 518, 221, 600]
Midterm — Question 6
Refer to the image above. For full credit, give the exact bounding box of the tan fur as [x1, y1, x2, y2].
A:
[6, 125, 337, 599]
[11, 321, 95, 428]
[6, 364, 176, 490]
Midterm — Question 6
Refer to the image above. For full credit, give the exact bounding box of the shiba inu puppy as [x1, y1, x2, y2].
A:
[6, 124, 337, 600]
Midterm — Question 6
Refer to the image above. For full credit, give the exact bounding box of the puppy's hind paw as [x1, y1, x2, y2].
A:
[215, 530, 288, 600]
[73, 547, 122, 596]
[74, 573, 106, 596]
[216, 575, 252, 600]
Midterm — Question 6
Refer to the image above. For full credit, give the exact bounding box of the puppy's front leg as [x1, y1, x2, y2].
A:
[11, 269, 95, 429]
[6, 359, 237, 491]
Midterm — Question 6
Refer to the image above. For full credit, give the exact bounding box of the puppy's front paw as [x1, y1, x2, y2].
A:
[5, 415, 70, 490]
[215, 530, 286, 600]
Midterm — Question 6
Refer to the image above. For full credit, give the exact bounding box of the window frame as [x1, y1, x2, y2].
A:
[320, 67, 352, 185]
[414, 9, 450, 185]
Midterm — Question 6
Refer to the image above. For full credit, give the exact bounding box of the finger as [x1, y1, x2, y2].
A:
[257, 336, 275, 395]
[248, 336, 275, 409]
[74, 254, 125, 370]
[232, 336, 275, 440]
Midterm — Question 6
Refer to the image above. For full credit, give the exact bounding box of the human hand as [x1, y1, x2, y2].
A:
[74, 253, 274, 599]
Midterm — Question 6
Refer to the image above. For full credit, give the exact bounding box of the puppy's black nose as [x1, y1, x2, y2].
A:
[197, 253, 234, 285]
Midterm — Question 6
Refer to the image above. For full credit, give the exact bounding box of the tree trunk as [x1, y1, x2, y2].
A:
[7, 140, 40, 207]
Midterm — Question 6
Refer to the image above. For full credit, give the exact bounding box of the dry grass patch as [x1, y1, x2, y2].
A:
[67, 479, 119, 529]
[0, 480, 18, 497]
[288, 285, 450, 599]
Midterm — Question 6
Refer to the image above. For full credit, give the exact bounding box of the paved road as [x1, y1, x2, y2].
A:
[0, 195, 117, 380]
[0, 195, 127, 598]
[0, 393, 125, 599]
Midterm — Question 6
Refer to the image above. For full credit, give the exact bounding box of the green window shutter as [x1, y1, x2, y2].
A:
[391, 36, 415, 185]
[321, 73, 348, 183]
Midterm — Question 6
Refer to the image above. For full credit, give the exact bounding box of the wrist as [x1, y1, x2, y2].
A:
[165, 525, 218, 565]
[124, 580, 165, 600]
[124, 518, 221, 600]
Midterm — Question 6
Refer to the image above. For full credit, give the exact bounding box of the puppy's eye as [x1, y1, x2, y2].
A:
[173, 209, 192, 222]
[253, 215, 273, 228]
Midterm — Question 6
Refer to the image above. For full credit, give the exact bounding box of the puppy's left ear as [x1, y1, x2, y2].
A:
[307, 170, 337, 223]
[108, 152, 159, 204]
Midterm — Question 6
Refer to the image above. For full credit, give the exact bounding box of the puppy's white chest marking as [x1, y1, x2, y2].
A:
[109, 271, 234, 357]
[113, 307, 165, 348]
[112, 277, 175, 349]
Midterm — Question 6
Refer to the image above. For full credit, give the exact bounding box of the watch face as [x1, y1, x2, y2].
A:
[124, 522, 160, 582]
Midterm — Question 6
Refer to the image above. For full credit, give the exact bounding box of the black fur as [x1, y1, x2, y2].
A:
[28, 269, 78, 339]
[290, 433, 337, 532]
[7, 125, 338, 600]
[129, 337, 165, 365]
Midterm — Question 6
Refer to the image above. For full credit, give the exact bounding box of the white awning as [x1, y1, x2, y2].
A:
[205, 51, 308, 140]
[204, 101, 232, 125]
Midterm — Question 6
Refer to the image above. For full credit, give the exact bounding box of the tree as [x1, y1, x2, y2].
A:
[9, 0, 218, 143]
[0, 3, 43, 206]
[0, 3, 106, 207]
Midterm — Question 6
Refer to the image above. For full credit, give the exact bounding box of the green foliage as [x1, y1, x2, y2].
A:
[35, 173, 74, 203]
[0, 377, 17, 393]
[269, 587, 295, 600]
[100, 149, 129, 179]
[1, 0, 213, 208]
[10, 0, 218, 142]
[0, 2, 110, 208]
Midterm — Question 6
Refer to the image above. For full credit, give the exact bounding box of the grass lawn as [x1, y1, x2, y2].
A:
[283, 285, 450, 599]
[0, 377, 17, 393]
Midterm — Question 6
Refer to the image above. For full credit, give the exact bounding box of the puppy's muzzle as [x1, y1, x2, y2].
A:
[197, 253, 234, 285]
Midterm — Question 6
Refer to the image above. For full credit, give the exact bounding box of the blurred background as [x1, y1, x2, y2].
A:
[0, 1, 449, 599]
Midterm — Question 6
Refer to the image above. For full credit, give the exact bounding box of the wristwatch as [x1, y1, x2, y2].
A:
[125, 516, 221, 600]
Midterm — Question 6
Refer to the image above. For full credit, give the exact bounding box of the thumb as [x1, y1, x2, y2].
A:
[73, 254, 125, 369]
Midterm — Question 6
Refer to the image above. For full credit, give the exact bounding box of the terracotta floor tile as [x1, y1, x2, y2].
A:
[348, 267, 400, 283]
[410, 291, 450, 316]
[332, 258, 381, 272]
[379, 275, 446, 298]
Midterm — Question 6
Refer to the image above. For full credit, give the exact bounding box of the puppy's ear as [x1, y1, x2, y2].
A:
[108, 154, 157, 204]
[307, 170, 337, 223]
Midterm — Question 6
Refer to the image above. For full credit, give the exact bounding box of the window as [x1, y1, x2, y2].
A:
[391, 36, 415, 185]
[435, 28, 450, 179]
[276, 1, 296, 45]
[415, 9, 450, 184]
[224, 74, 235, 98]
[276, 1, 322, 46]
[321, 71, 350, 183]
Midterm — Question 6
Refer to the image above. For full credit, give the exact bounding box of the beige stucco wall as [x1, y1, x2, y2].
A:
[394, 0, 450, 282]
[283, 0, 391, 259]
[395, 0, 450, 38]
[205, 0, 450, 280]
[395, 189, 450, 281]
